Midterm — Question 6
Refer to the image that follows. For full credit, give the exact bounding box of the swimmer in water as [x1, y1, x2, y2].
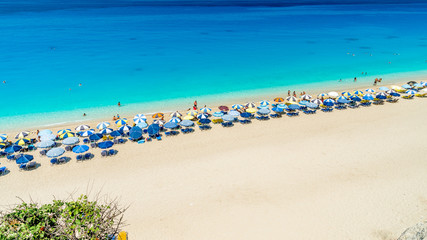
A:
[79, 83, 82, 87]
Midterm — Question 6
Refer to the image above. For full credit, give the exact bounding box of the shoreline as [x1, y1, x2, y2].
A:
[1, 69, 426, 134]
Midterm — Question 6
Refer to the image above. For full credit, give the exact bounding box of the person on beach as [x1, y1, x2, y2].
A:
[354, 77, 357, 82]
[118, 102, 121, 107]
[113, 116, 117, 121]
[83, 113, 86, 117]
[194, 100, 197, 108]
[379, 78, 382, 83]
[288, 90, 290, 96]
[293, 91, 296, 97]
[374, 79, 377, 86]
[2, 80, 5, 84]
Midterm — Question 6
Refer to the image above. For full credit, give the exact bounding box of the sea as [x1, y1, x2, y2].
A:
[0, 0, 426, 131]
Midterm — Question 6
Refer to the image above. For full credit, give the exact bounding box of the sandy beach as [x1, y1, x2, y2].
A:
[1, 80, 427, 239]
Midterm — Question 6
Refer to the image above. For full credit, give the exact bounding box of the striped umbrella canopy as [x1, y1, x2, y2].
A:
[80, 130, 95, 137]
[183, 115, 194, 120]
[89, 133, 103, 141]
[60, 132, 75, 139]
[414, 83, 424, 88]
[328, 92, 339, 99]
[306, 103, 319, 109]
[15, 131, 30, 139]
[391, 85, 404, 91]
[57, 129, 71, 135]
[376, 92, 387, 99]
[350, 95, 362, 102]
[187, 110, 198, 116]
[271, 107, 283, 113]
[245, 102, 256, 108]
[15, 138, 30, 146]
[318, 93, 328, 98]
[337, 98, 350, 104]
[5, 145, 22, 154]
[259, 100, 270, 106]
[341, 92, 352, 98]
[16, 154, 34, 164]
[62, 137, 79, 145]
[37, 140, 55, 148]
[212, 111, 224, 117]
[197, 113, 208, 119]
[153, 119, 165, 126]
[152, 113, 164, 119]
[115, 118, 128, 127]
[232, 104, 244, 110]
[200, 107, 212, 113]
[0, 142, 6, 149]
[133, 114, 147, 124]
[100, 128, 113, 135]
[336, 96, 348, 101]
[422, 82, 427, 87]
[323, 99, 335, 106]
[406, 90, 417, 95]
[379, 87, 390, 91]
[96, 122, 110, 130]
[365, 88, 376, 93]
[218, 106, 229, 111]
[228, 110, 241, 117]
[119, 125, 132, 133]
[0, 134, 7, 142]
[169, 117, 181, 123]
[72, 145, 89, 154]
[274, 97, 284, 103]
[245, 108, 257, 113]
[75, 125, 90, 131]
[363, 94, 375, 100]
[353, 90, 364, 96]
[286, 96, 298, 102]
[311, 99, 323, 105]
[301, 94, 312, 100]
[170, 111, 182, 118]
[46, 147, 65, 158]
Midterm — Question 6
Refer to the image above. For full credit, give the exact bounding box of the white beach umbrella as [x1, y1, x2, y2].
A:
[286, 96, 298, 102]
[15, 131, 30, 139]
[406, 90, 417, 95]
[80, 130, 95, 137]
[328, 92, 339, 99]
[133, 114, 147, 124]
[301, 94, 312, 100]
[170, 111, 182, 118]
[259, 100, 270, 106]
[311, 99, 323, 105]
[365, 88, 376, 93]
[200, 107, 212, 113]
[75, 125, 90, 131]
[232, 104, 244, 110]
[245, 102, 256, 108]
[96, 122, 110, 130]
[153, 119, 165, 126]
[318, 93, 328, 98]
[100, 128, 113, 135]
[169, 117, 181, 123]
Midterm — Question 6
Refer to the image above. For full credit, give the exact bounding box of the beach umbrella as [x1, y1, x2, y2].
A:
[257, 108, 271, 115]
[271, 107, 284, 113]
[72, 145, 89, 154]
[89, 133, 103, 141]
[363, 94, 374, 100]
[323, 99, 335, 107]
[15, 138, 30, 146]
[341, 92, 352, 98]
[379, 87, 390, 91]
[169, 117, 181, 123]
[98, 141, 114, 149]
[133, 114, 147, 124]
[75, 125, 90, 131]
[422, 82, 427, 87]
[60, 132, 75, 139]
[110, 131, 121, 138]
[46, 147, 65, 158]
[100, 128, 113, 135]
[222, 115, 235, 122]
[232, 104, 244, 110]
[311, 99, 323, 105]
[228, 110, 240, 117]
[328, 92, 339, 99]
[57, 129, 71, 135]
[200, 107, 212, 113]
[386, 89, 400, 97]
[301, 95, 312, 100]
[129, 126, 143, 139]
[16, 154, 33, 164]
[376, 92, 387, 99]
[406, 90, 417, 95]
[5, 145, 22, 154]
[212, 111, 224, 117]
[15, 131, 29, 139]
[62, 137, 79, 145]
[277, 103, 287, 108]
[199, 119, 211, 125]
[37, 140, 55, 148]
[147, 124, 160, 135]
[318, 93, 328, 98]
[350, 95, 362, 102]
[40, 134, 56, 141]
[152, 113, 164, 119]
[119, 125, 132, 133]
[365, 89, 375, 93]
[96, 122, 110, 130]
[164, 122, 178, 129]
[402, 84, 412, 89]
[245, 102, 256, 108]
[259, 100, 270, 106]
[241, 112, 252, 118]
[0, 142, 6, 149]
[353, 90, 364, 96]
[299, 100, 309, 106]
[391, 85, 404, 91]
[414, 83, 424, 88]
[183, 115, 194, 120]
[286, 96, 298, 102]
[288, 104, 300, 110]
[80, 130, 95, 137]
[180, 120, 194, 127]
[245, 108, 257, 113]
[187, 110, 198, 117]
[38, 129, 52, 136]
[115, 118, 128, 127]
[337, 98, 350, 104]
[0, 134, 7, 142]
[306, 103, 319, 109]
[197, 113, 208, 119]
[407, 81, 417, 86]
[153, 119, 165, 126]
[218, 106, 229, 111]
[170, 111, 182, 118]
[274, 97, 284, 103]
[136, 122, 148, 129]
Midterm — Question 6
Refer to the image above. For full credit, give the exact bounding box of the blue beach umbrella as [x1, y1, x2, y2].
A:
[376, 92, 387, 99]
[277, 103, 287, 108]
[232, 104, 244, 110]
[16, 154, 34, 164]
[353, 90, 364, 96]
[213, 111, 224, 117]
[228, 110, 240, 117]
[259, 100, 270, 106]
[222, 114, 236, 122]
[199, 119, 211, 125]
[100, 128, 113, 135]
[136, 122, 148, 129]
[72, 145, 89, 154]
[57, 129, 71, 135]
[60, 132, 75, 139]
[38, 129, 52, 136]
[37, 140, 55, 148]
[337, 96, 350, 104]
[40, 134, 56, 141]
[164, 122, 178, 129]
[379, 87, 390, 91]
[147, 124, 160, 135]
[97, 122, 110, 130]
[318, 93, 328, 98]
[241, 112, 252, 118]
[98, 141, 114, 149]
[5, 145, 22, 154]
[180, 120, 194, 127]
[0, 134, 7, 142]
[271, 107, 284, 113]
[402, 84, 412, 89]
[115, 118, 128, 127]
[119, 125, 132, 133]
[406, 90, 417, 95]
[80, 130, 95, 137]
[288, 104, 300, 110]
[414, 83, 424, 88]
[197, 113, 208, 119]
[129, 126, 143, 139]
[365, 88, 375, 93]
[299, 100, 309, 106]
[341, 92, 352, 97]
[15, 138, 30, 146]
[323, 99, 335, 107]
[306, 103, 319, 109]
[350, 95, 362, 102]
[62, 137, 79, 145]
[169, 117, 181, 123]
[46, 147, 65, 158]
[363, 94, 374, 100]
[89, 133, 103, 141]
[110, 131, 121, 138]
[200, 107, 212, 113]
[133, 114, 147, 124]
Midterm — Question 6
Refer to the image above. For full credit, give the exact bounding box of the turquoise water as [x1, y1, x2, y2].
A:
[1, 2, 427, 130]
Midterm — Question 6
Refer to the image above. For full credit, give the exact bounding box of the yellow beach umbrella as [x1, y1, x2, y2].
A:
[183, 115, 194, 120]
[115, 118, 128, 127]
[187, 110, 198, 116]
[0, 142, 6, 149]
[15, 138, 30, 146]
[152, 113, 164, 119]
[246, 108, 257, 113]
[0, 134, 7, 142]
[60, 132, 75, 139]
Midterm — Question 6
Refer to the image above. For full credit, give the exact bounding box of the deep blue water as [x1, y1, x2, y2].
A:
[0, 1, 426, 130]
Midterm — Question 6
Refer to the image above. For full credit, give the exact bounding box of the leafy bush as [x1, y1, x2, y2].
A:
[0, 195, 127, 239]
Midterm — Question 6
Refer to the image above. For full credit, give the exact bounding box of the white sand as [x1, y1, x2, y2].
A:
[1, 90, 427, 239]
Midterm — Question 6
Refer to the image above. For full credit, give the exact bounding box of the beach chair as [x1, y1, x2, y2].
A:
[84, 153, 92, 159]
[101, 150, 108, 157]
[402, 95, 414, 99]
[40, 150, 47, 156]
[156, 136, 162, 141]
[28, 145, 36, 151]
[108, 149, 117, 156]
[83, 138, 90, 144]
[76, 155, 84, 161]
[0, 166, 7, 176]
[50, 158, 58, 165]
[58, 157, 68, 163]
[65, 145, 72, 151]
[20, 162, 37, 171]
[7, 155, 15, 161]
[90, 143, 97, 148]
[415, 93, 427, 98]
[270, 114, 279, 118]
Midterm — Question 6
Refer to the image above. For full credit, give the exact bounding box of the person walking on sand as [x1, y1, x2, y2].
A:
[288, 90, 291, 96]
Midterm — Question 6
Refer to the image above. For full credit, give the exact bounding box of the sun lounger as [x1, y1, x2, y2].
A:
[0, 166, 7, 175]
[108, 149, 117, 155]
[76, 155, 84, 161]
[270, 114, 279, 118]
[321, 108, 333, 112]
[65, 145, 72, 151]
[402, 95, 414, 99]
[415, 93, 427, 97]
[20, 162, 37, 170]
[50, 158, 58, 164]
[360, 102, 371, 106]
[156, 136, 162, 141]
[83, 138, 90, 144]
[386, 98, 399, 103]
[90, 143, 97, 148]
[7, 154, 15, 160]
[335, 105, 347, 110]
[84, 153, 93, 159]
[28, 145, 36, 151]
[40, 150, 47, 156]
